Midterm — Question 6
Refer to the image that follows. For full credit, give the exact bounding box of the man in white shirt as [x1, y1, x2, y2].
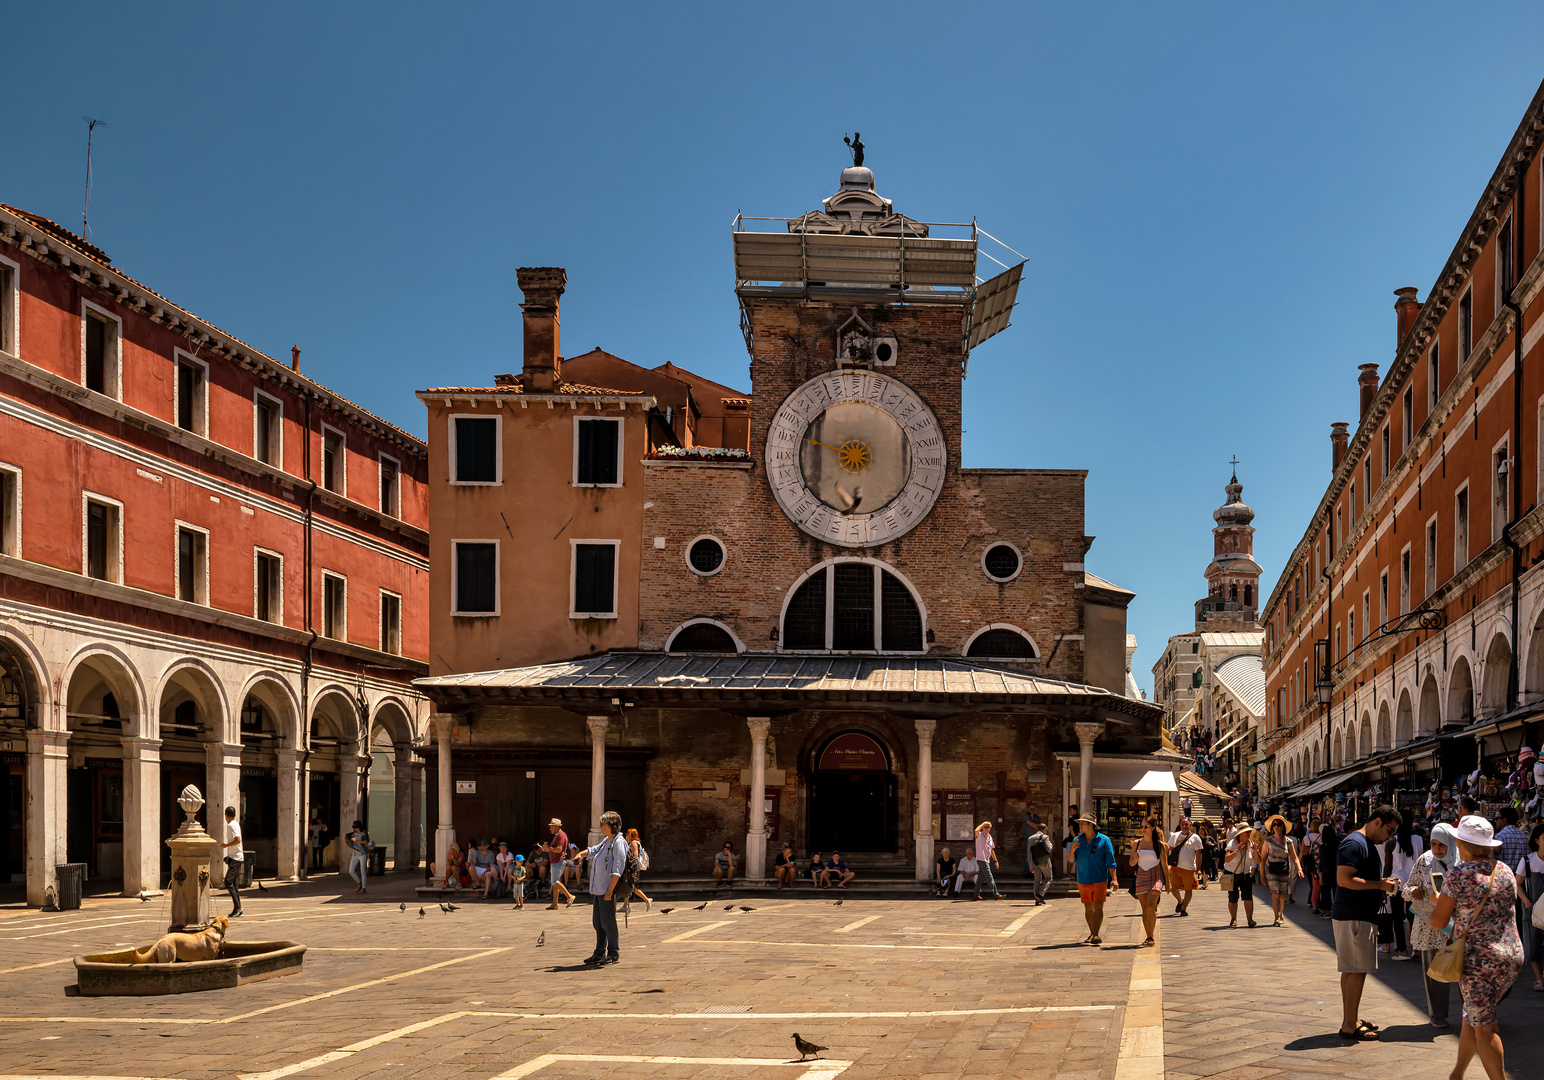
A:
[956, 852, 979, 894]
[221, 805, 244, 918]
[1168, 818, 1203, 916]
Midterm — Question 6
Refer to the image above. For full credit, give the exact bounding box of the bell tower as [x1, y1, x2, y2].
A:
[1195, 468, 1262, 630]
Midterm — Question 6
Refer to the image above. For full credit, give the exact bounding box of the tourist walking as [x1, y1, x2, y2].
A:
[1388, 818, 1425, 960]
[1513, 822, 1544, 992]
[624, 828, 651, 909]
[1168, 818, 1202, 915]
[1223, 823, 1257, 929]
[1257, 815, 1303, 928]
[972, 821, 1005, 900]
[1196, 819, 1217, 888]
[1128, 815, 1168, 947]
[571, 810, 629, 966]
[1073, 814, 1119, 945]
[1301, 820, 1322, 912]
[1403, 821, 1456, 1026]
[1430, 815, 1524, 1078]
[1025, 821, 1054, 905]
[220, 805, 244, 918]
[308, 816, 328, 873]
[544, 819, 574, 909]
[346, 819, 371, 894]
[1332, 804, 1402, 1041]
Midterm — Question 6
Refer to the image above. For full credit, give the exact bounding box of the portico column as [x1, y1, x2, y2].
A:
[409, 759, 425, 871]
[586, 717, 609, 846]
[393, 742, 415, 870]
[120, 735, 162, 895]
[745, 717, 770, 881]
[1074, 721, 1104, 820]
[913, 718, 937, 881]
[204, 741, 242, 838]
[431, 714, 455, 875]
[26, 729, 69, 908]
[339, 741, 363, 840]
[277, 748, 306, 880]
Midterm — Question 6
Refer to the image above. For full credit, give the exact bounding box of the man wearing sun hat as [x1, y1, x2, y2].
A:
[1072, 814, 1119, 945]
[1333, 804, 1402, 1041]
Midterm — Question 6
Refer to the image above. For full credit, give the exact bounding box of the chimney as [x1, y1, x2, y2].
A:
[1394, 287, 1421, 349]
[493, 373, 518, 387]
[517, 267, 567, 392]
[290, 344, 300, 372]
[1358, 363, 1379, 421]
[1331, 422, 1350, 472]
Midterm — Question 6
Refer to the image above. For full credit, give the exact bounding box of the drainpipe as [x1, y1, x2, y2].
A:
[302, 394, 318, 733]
[1503, 166, 1527, 712]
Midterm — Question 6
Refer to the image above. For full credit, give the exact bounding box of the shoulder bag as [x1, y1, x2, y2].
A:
[1428, 868, 1495, 984]
[1530, 859, 1544, 931]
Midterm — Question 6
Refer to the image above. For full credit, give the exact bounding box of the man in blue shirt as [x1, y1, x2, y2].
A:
[572, 811, 629, 965]
[1072, 813, 1119, 945]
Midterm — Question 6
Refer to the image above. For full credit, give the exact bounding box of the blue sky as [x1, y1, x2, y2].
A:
[7, 4, 1544, 690]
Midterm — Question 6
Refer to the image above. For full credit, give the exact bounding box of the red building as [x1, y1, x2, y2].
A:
[0, 204, 429, 905]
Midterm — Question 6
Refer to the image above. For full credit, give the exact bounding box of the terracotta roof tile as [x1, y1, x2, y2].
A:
[420, 382, 650, 397]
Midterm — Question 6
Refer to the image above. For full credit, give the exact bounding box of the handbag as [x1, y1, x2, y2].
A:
[1531, 861, 1544, 931]
[1220, 871, 1235, 893]
[1428, 869, 1495, 984]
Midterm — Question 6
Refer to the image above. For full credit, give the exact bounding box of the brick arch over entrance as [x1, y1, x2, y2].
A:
[798, 715, 908, 857]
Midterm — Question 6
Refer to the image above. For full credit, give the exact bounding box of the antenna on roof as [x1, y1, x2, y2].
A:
[82, 116, 107, 239]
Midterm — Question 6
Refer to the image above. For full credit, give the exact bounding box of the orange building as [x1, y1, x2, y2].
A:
[0, 204, 430, 904]
[1262, 80, 1544, 825]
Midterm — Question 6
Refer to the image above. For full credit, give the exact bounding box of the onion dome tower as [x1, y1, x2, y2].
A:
[1195, 470, 1263, 630]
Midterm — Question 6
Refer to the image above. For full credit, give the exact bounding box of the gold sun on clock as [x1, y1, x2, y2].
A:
[837, 439, 873, 474]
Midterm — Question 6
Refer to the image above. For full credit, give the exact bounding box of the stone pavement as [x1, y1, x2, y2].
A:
[1161, 880, 1544, 1080]
[0, 874, 1158, 1080]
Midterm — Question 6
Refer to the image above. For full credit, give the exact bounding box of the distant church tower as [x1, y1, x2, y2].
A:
[1195, 470, 1262, 631]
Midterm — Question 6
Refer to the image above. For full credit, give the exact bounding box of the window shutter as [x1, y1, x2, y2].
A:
[574, 543, 615, 614]
[577, 420, 618, 485]
[455, 418, 498, 483]
[455, 543, 497, 613]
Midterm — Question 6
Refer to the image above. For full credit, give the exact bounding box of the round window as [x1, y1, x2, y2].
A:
[983, 543, 1021, 581]
[688, 536, 725, 575]
[874, 340, 894, 364]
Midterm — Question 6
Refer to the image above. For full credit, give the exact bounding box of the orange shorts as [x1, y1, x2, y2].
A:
[1078, 882, 1108, 904]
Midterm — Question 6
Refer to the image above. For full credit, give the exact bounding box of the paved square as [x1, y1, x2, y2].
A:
[0, 877, 1150, 1080]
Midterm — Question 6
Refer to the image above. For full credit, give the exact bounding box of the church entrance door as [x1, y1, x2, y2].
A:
[808, 731, 896, 853]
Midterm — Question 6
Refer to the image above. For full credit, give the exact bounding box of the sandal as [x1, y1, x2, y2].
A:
[1089, 936, 1101, 945]
[1338, 1022, 1379, 1041]
[1140, 937, 1155, 947]
[1247, 920, 1258, 928]
[1228, 920, 1237, 928]
[1533, 980, 1544, 992]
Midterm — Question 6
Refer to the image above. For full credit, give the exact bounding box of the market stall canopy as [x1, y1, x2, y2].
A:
[1294, 767, 1366, 797]
[1055, 754, 1183, 794]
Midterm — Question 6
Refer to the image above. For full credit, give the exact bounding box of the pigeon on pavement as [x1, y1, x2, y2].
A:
[792, 1034, 827, 1061]
[446, 903, 459, 912]
[536, 930, 545, 946]
[399, 902, 407, 912]
[739, 906, 755, 912]
[834, 898, 844, 906]
[440, 903, 451, 913]
[419, 907, 426, 919]
[257, 880, 267, 891]
[693, 901, 710, 911]
[658, 907, 674, 914]
[724, 903, 736, 910]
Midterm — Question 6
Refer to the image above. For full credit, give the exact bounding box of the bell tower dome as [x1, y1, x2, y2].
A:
[1195, 469, 1263, 630]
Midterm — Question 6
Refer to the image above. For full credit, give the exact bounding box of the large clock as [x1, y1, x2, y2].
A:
[766, 370, 946, 547]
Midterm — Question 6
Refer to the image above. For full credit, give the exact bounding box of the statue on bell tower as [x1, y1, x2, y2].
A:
[843, 132, 865, 167]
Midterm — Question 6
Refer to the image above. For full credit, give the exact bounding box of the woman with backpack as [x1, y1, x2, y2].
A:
[624, 828, 652, 911]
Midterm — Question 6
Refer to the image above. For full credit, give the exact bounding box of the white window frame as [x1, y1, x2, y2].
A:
[450, 538, 501, 616]
[0, 461, 20, 558]
[776, 557, 930, 655]
[79, 299, 123, 400]
[321, 570, 348, 640]
[980, 542, 1024, 583]
[254, 547, 284, 624]
[448, 412, 503, 487]
[81, 490, 124, 583]
[962, 622, 1040, 660]
[0, 251, 20, 357]
[665, 617, 746, 653]
[684, 534, 727, 578]
[569, 538, 620, 619]
[1378, 570, 1388, 630]
[377, 452, 401, 518]
[1491, 433, 1510, 545]
[253, 389, 284, 470]
[173, 519, 210, 605]
[172, 348, 210, 437]
[571, 415, 625, 489]
[320, 424, 347, 496]
[1425, 514, 1438, 599]
[378, 588, 403, 654]
[1399, 542, 1411, 616]
[1454, 482, 1470, 573]
[1360, 590, 1370, 651]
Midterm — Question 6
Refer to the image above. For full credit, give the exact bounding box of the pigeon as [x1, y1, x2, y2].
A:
[257, 880, 267, 892]
[446, 903, 459, 912]
[399, 902, 407, 912]
[138, 893, 152, 903]
[693, 901, 710, 911]
[834, 898, 844, 907]
[658, 907, 675, 914]
[739, 906, 755, 913]
[440, 903, 451, 913]
[536, 930, 545, 947]
[418, 907, 426, 919]
[792, 1034, 827, 1061]
[724, 903, 736, 910]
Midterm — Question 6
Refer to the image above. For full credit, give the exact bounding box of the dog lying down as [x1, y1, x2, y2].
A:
[128, 915, 228, 964]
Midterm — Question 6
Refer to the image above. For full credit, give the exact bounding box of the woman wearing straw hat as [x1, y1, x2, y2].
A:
[1256, 815, 1303, 928]
[1429, 815, 1524, 1079]
[1223, 823, 1258, 928]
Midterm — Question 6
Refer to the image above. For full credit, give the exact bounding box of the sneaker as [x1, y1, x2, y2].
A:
[602, 954, 620, 965]
[582, 953, 605, 965]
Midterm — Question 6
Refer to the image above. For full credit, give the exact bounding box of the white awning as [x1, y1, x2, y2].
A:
[1071, 760, 1179, 796]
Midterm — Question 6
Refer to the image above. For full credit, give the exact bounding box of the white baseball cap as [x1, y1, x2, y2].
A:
[1452, 815, 1502, 849]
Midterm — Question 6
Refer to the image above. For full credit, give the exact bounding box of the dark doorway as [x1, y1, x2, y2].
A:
[808, 731, 896, 853]
[67, 768, 93, 872]
[1, 761, 22, 883]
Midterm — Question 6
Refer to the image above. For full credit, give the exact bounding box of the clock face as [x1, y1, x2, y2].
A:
[766, 370, 946, 547]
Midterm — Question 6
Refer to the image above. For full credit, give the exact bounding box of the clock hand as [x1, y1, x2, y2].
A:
[804, 437, 843, 452]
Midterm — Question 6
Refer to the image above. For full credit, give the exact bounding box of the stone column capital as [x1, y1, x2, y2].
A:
[430, 714, 456, 741]
[586, 716, 610, 741]
[746, 716, 771, 742]
[278, 747, 307, 770]
[1074, 721, 1105, 746]
[914, 717, 937, 743]
[120, 735, 163, 760]
[26, 728, 70, 754]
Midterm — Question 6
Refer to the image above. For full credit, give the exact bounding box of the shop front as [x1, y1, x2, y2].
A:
[1056, 753, 1180, 875]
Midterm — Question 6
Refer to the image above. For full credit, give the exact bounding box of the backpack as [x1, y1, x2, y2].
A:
[1029, 835, 1051, 862]
[612, 837, 641, 900]
[636, 842, 650, 871]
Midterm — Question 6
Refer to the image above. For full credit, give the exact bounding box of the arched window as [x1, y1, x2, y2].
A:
[782, 561, 923, 652]
[1243, 584, 1253, 607]
[668, 621, 738, 653]
[966, 627, 1036, 659]
[1229, 584, 1238, 602]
